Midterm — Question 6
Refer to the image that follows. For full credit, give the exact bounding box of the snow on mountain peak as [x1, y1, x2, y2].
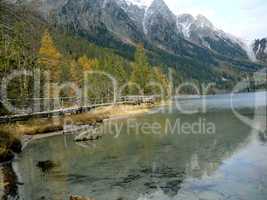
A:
[195, 14, 214, 29]
[142, 0, 176, 35]
[176, 14, 195, 38]
[124, 0, 169, 10]
[124, 0, 153, 8]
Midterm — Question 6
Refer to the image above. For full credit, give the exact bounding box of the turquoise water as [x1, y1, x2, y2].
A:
[1, 92, 266, 200]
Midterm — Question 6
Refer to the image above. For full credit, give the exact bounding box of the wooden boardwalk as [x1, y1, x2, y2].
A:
[0, 96, 158, 124]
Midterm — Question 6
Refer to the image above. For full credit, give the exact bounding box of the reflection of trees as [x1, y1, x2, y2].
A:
[16, 136, 71, 200]
[259, 132, 267, 143]
[15, 111, 253, 200]
[255, 107, 267, 143]
[0, 163, 19, 200]
[134, 111, 252, 198]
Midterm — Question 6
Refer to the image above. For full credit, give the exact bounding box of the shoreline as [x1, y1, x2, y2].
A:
[0, 102, 169, 162]
[21, 104, 153, 150]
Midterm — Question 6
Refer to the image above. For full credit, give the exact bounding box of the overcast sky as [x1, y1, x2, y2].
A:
[141, 0, 267, 41]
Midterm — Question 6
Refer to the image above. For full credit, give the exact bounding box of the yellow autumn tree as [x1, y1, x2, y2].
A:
[152, 67, 170, 97]
[38, 29, 62, 82]
[130, 45, 151, 94]
[78, 55, 98, 71]
[69, 59, 82, 85]
[38, 30, 62, 98]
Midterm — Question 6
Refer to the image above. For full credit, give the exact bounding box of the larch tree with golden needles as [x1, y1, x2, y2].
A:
[38, 30, 62, 82]
[38, 30, 62, 98]
[78, 55, 98, 71]
[152, 67, 170, 97]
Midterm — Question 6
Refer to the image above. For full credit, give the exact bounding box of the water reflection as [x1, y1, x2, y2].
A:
[14, 111, 256, 200]
[4, 92, 267, 200]
[0, 163, 19, 200]
[259, 133, 267, 143]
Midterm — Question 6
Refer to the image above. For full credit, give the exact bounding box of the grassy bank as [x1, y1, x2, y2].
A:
[0, 104, 153, 136]
[0, 103, 156, 162]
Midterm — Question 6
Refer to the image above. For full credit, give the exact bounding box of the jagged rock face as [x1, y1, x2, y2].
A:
[43, 0, 145, 45]
[54, 0, 106, 35]
[143, 0, 185, 54]
[117, 0, 146, 33]
[144, 0, 177, 36]
[252, 38, 267, 63]
[7, 0, 250, 61]
[177, 14, 248, 59]
[176, 14, 195, 38]
[11, 0, 69, 19]
[101, 0, 145, 42]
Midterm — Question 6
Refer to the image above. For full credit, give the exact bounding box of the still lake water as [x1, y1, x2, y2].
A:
[1, 92, 267, 200]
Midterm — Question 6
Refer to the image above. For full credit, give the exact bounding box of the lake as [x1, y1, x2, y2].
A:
[1, 92, 267, 200]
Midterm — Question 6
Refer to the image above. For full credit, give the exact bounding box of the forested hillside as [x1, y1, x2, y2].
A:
[0, 1, 171, 115]
[0, 0, 264, 115]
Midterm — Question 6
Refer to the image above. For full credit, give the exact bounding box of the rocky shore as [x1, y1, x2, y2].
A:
[70, 195, 95, 200]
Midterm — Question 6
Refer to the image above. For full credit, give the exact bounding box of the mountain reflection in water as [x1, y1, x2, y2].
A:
[0, 92, 266, 200]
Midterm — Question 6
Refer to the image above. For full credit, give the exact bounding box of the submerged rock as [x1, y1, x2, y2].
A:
[74, 127, 103, 142]
[70, 195, 95, 200]
[36, 160, 56, 172]
[75, 134, 102, 142]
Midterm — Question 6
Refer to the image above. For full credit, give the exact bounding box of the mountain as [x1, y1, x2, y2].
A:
[251, 38, 267, 63]
[117, 0, 146, 34]
[10, 0, 251, 59]
[117, 0, 249, 60]
[4, 0, 264, 85]
[176, 14, 248, 60]
[120, 0, 151, 8]
[56, 0, 146, 43]
[143, 0, 184, 54]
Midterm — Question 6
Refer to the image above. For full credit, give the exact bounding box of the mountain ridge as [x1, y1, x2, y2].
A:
[3, 0, 264, 86]
[251, 38, 267, 63]
[7, 0, 253, 61]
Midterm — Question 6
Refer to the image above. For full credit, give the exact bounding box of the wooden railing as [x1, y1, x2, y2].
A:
[0, 95, 160, 123]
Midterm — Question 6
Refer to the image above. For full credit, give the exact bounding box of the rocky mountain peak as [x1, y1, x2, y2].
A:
[176, 14, 195, 38]
[148, 0, 171, 14]
[177, 14, 195, 23]
[6, 0, 251, 61]
[252, 38, 267, 62]
[123, 0, 151, 9]
[144, 0, 176, 28]
[195, 14, 214, 29]
[177, 14, 215, 39]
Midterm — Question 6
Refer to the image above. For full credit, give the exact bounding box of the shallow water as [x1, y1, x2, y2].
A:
[1, 92, 267, 200]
